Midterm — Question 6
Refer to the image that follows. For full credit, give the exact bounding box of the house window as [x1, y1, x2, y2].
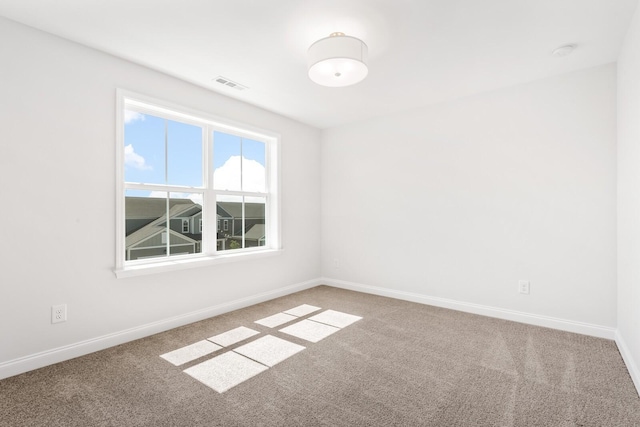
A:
[116, 90, 280, 275]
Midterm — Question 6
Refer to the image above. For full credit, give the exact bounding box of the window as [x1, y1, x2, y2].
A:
[116, 91, 280, 276]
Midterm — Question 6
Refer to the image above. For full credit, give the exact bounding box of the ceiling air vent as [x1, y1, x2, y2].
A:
[213, 76, 248, 91]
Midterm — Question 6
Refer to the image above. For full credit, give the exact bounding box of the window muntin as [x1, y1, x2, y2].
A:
[117, 92, 278, 272]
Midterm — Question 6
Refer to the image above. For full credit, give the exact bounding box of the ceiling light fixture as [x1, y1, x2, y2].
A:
[552, 44, 577, 57]
[308, 32, 368, 87]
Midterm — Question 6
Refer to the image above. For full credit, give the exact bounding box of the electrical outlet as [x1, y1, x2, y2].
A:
[518, 280, 530, 295]
[334, 258, 340, 269]
[51, 304, 67, 324]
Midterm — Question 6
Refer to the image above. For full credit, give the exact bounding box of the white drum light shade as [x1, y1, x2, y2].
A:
[308, 32, 368, 87]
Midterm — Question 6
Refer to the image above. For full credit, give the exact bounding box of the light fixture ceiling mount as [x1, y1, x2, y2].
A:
[308, 32, 368, 87]
[552, 44, 577, 57]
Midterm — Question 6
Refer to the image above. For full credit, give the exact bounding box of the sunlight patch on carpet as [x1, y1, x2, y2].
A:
[207, 326, 259, 347]
[162, 304, 363, 393]
[279, 319, 340, 343]
[255, 312, 298, 328]
[160, 340, 222, 366]
[234, 335, 306, 367]
[184, 352, 268, 393]
[308, 310, 362, 328]
[283, 304, 321, 317]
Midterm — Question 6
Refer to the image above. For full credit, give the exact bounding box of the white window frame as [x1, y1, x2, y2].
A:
[114, 89, 281, 278]
[182, 219, 189, 233]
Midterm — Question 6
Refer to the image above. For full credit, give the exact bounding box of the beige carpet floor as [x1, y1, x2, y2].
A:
[1, 285, 639, 426]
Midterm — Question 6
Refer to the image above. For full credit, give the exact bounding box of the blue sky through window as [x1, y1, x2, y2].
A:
[124, 111, 266, 194]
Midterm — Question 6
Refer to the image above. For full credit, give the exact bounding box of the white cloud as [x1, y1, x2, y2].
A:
[214, 155, 265, 193]
[141, 155, 265, 206]
[124, 144, 152, 170]
[124, 110, 145, 124]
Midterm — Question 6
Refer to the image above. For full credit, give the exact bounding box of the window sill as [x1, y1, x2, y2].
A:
[114, 249, 282, 279]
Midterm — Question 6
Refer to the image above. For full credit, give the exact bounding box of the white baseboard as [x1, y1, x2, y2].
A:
[321, 277, 617, 340]
[615, 331, 640, 397]
[0, 278, 322, 380]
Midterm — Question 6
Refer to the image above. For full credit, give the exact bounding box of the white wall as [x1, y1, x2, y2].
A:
[0, 18, 321, 375]
[617, 4, 640, 392]
[321, 64, 617, 330]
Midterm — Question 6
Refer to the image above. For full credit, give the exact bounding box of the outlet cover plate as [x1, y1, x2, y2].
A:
[52, 304, 67, 324]
[518, 280, 530, 295]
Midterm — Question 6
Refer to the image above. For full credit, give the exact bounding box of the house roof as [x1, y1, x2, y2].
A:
[126, 203, 199, 247]
[217, 205, 232, 219]
[217, 202, 265, 219]
[245, 224, 265, 241]
[126, 197, 198, 220]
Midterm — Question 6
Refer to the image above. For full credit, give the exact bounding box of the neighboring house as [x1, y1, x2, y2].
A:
[125, 197, 202, 260]
[216, 204, 235, 237]
[125, 197, 195, 235]
[216, 201, 266, 244]
[125, 197, 265, 259]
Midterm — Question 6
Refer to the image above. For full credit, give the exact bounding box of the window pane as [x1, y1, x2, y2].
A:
[124, 111, 165, 184]
[124, 191, 204, 261]
[125, 190, 169, 261]
[124, 111, 203, 187]
[245, 197, 266, 247]
[217, 195, 243, 251]
[242, 139, 266, 193]
[216, 196, 266, 251]
[167, 120, 203, 187]
[168, 192, 203, 257]
[213, 131, 241, 191]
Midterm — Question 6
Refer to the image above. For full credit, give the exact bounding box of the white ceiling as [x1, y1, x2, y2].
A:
[0, 0, 637, 129]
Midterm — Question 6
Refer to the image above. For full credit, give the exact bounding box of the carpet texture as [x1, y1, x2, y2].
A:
[1, 285, 639, 426]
